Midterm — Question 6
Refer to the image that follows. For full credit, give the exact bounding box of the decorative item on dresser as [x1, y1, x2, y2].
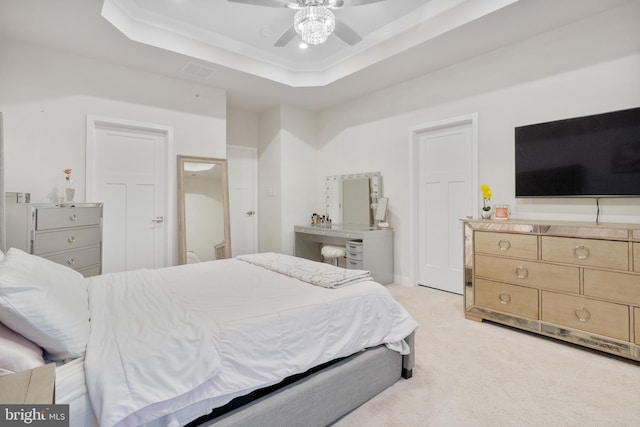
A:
[463, 218, 640, 361]
[479, 184, 492, 219]
[5, 203, 103, 277]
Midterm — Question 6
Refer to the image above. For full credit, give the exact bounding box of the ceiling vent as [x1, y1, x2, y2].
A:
[180, 62, 218, 80]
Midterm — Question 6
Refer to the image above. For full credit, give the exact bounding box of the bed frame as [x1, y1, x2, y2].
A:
[191, 332, 415, 427]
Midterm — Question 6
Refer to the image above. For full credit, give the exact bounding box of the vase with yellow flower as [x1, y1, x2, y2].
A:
[480, 184, 492, 219]
[64, 168, 75, 202]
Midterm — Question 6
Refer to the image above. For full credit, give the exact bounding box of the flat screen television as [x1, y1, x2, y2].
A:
[515, 107, 640, 197]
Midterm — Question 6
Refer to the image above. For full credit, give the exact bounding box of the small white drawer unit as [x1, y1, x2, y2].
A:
[6, 203, 103, 277]
[345, 239, 364, 269]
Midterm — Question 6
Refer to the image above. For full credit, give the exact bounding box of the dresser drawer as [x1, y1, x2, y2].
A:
[475, 278, 538, 319]
[541, 291, 629, 341]
[634, 243, 640, 273]
[541, 236, 629, 270]
[42, 245, 101, 271]
[584, 269, 640, 305]
[78, 265, 101, 278]
[346, 259, 364, 270]
[346, 240, 363, 253]
[475, 255, 579, 293]
[32, 226, 101, 255]
[35, 207, 102, 230]
[635, 307, 640, 345]
[475, 231, 537, 259]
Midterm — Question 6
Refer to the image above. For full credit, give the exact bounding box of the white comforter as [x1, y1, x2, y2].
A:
[84, 258, 418, 427]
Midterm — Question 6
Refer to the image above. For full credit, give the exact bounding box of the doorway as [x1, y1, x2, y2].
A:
[227, 145, 258, 256]
[86, 116, 172, 273]
[410, 115, 477, 294]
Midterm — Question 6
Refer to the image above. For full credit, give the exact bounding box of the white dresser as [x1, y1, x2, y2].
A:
[6, 203, 103, 277]
[294, 225, 393, 284]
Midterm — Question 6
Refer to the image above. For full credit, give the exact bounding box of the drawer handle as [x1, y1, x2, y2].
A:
[498, 239, 511, 251]
[69, 214, 78, 222]
[68, 236, 76, 243]
[515, 266, 529, 279]
[573, 245, 590, 260]
[498, 291, 511, 305]
[67, 257, 76, 265]
[574, 306, 591, 322]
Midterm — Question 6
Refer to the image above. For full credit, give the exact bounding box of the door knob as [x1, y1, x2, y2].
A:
[152, 217, 164, 223]
[245, 211, 255, 216]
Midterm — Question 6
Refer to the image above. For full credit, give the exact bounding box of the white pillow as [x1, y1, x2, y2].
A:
[0, 321, 44, 375]
[0, 248, 90, 361]
[0, 249, 4, 261]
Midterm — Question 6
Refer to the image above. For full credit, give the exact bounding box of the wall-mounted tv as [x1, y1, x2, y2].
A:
[515, 107, 640, 198]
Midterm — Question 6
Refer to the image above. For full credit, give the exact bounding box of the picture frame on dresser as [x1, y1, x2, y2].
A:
[463, 218, 640, 361]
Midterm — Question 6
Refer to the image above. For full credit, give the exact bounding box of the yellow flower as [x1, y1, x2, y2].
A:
[480, 184, 492, 200]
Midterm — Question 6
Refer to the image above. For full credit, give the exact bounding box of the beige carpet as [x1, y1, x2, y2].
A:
[335, 285, 640, 427]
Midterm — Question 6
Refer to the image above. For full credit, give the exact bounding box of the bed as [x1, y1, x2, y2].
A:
[0, 249, 418, 427]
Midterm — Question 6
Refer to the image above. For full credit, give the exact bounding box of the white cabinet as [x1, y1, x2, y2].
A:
[6, 203, 103, 277]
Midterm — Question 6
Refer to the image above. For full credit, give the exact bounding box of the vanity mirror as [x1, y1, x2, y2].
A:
[325, 172, 381, 228]
[177, 155, 231, 264]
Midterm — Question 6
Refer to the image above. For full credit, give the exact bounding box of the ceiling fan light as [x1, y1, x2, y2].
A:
[294, 6, 335, 45]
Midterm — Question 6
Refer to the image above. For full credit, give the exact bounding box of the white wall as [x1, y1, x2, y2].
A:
[279, 106, 318, 255]
[315, 2, 640, 285]
[257, 106, 318, 254]
[258, 107, 282, 252]
[0, 38, 227, 265]
[227, 108, 259, 148]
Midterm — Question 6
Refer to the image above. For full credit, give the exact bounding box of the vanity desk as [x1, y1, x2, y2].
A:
[294, 225, 393, 285]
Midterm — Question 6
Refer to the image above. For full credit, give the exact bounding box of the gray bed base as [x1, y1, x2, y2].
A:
[198, 332, 415, 427]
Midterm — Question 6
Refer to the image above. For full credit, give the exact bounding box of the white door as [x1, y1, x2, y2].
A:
[417, 122, 474, 294]
[227, 145, 258, 256]
[87, 118, 169, 273]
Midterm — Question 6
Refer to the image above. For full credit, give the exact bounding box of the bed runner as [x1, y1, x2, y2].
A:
[237, 252, 371, 288]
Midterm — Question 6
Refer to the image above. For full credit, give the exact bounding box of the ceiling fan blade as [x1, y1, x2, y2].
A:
[274, 25, 298, 47]
[333, 20, 362, 46]
[227, 0, 290, 7]
[349, 0, 385, 6]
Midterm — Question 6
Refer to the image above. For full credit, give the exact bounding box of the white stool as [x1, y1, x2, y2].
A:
[321, 245, 346, 266]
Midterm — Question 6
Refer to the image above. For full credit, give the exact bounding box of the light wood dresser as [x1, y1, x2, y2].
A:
[463, 218, 640, 361]
[6, 203, 103, 277]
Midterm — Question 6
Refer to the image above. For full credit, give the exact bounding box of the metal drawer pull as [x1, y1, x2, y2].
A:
[498, 291, 511, 305]
[67, 257, 76, 265]
[68, 236, 76, 243]
[515, 266, 529, 279]
[498, 239, 511, 251]
[574, 306, 591, 322]
[152, 217, 164, 223]
[573, 245, 590, 260]
[69, 214, 78, 221]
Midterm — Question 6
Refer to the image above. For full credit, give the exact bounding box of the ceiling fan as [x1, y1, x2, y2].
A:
[228, 0, 385, 46]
